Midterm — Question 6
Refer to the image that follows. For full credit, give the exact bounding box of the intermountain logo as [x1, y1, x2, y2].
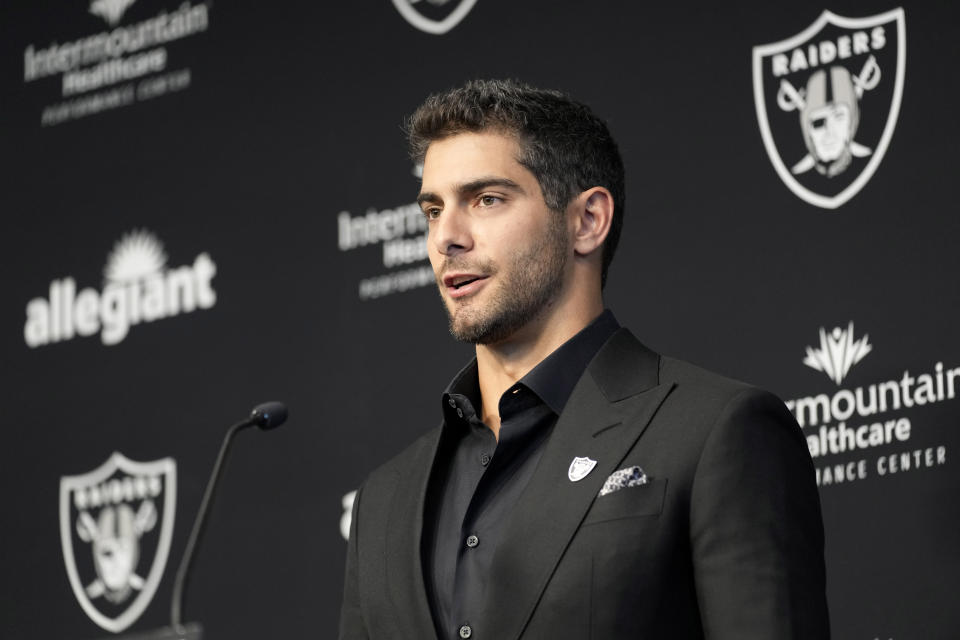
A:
[803, 322, 873, 385]
[22, 1, 209, 125]
[392, 0, 478, 35]
[90, 0, 138, 26]
[338, 184, 434, 300]
[60, 452, 176, 633]
[24, 229, 217, 347]
[785, 324, 953, 486]
[752, 8, 906, 208]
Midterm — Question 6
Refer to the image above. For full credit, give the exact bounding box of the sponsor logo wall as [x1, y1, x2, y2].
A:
[786, 323, 951, 486]
[2, 2, 957, 639]
[24, 230, 217, 347]
[336, 197, 433, 301]
[22, 0, 210, 126]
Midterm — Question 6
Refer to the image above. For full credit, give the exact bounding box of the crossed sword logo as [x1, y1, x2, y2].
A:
[775, 55, 881, 175]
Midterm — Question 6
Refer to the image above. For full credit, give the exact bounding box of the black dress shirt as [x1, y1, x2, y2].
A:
[422, 310, 620, 640]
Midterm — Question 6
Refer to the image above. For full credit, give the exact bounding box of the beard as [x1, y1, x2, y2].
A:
[435, 214, 569, 345]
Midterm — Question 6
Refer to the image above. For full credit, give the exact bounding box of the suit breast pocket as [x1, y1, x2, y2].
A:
[581, 477, 667, 526]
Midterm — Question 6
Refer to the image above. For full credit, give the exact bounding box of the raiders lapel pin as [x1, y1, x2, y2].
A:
[568, 456, 597, 482]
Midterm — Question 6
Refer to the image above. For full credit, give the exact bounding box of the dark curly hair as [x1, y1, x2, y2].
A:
[406, 79, 625, 289]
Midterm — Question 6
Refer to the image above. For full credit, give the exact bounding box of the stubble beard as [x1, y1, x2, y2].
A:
[437, 215, 569, 345]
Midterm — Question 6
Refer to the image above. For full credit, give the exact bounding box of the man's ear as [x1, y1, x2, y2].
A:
[571, 187, 614, 257]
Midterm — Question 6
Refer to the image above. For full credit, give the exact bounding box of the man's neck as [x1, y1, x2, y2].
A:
[475, 296, 603, 439]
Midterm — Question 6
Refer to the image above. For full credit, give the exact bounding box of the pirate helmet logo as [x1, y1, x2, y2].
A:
[798, 65, 864, 177]
[753, 9, 906, 209]
[391, 0, 478, 35]
[60, 452, 176, 633]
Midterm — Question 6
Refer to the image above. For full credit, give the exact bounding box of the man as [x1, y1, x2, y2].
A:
[339, 79, 829, 639]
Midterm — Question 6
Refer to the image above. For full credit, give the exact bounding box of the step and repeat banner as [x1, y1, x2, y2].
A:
[1, 1, 957, 638]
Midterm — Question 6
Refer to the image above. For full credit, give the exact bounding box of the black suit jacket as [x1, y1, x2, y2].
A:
[339, 329, 830, 639]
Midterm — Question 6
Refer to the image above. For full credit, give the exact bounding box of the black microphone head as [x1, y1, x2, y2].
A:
[250, 401, 288, 430]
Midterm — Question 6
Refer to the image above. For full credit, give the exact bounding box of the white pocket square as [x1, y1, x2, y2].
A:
[598, 465, 648, 496]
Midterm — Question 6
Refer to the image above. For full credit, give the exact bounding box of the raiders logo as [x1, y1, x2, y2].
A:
[752, 9, 906, 209]
[567, 456, 598, 482]
[60, 452, 176, 633]
[391, 0, 478, 35]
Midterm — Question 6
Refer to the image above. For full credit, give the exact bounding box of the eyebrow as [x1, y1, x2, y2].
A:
[417, 177, 524, 206]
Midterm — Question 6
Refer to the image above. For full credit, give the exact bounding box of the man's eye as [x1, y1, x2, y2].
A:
[424, 208, 441, 220]
[479, 195, 500, 206]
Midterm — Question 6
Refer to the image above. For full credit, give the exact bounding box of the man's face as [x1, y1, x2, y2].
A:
[418, 131, 570, 345]
[807, 102, 851, 162]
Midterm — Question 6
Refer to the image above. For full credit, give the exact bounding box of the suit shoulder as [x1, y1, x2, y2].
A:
[363, 426, 441, 490]
[661, 355, 767, 398]
[656, 356, 809, 493]
[658, 355, 791, 422]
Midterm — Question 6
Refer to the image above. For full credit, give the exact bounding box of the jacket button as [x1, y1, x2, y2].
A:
[466, 535, 479, 548]
[459, 624, 472, 638]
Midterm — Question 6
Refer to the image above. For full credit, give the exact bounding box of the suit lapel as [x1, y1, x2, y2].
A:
[384, 428, 443, 640]
[483, 330, 675, 640]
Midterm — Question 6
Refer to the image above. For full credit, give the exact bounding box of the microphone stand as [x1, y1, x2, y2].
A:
[170, 416, 260, 634]
[97, 402, 287, 640]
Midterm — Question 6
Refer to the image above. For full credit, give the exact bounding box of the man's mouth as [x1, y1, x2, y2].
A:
[443, 273, 489, 298]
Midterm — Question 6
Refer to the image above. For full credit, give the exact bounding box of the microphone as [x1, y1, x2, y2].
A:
[169, 402, 289, 634]
[249, 400, 287, 430]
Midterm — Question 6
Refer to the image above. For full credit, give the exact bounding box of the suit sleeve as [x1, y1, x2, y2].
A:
[689, 388, 830, 639]
[338, 484, 370, 640]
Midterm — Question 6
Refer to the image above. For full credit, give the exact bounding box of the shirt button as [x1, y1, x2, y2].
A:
[466, 534, 479, 548]
[480, 453, 490, 466]
[457, 408, 464, 418]
[459, 625, 472, 638]
[448, 398, 456, 407]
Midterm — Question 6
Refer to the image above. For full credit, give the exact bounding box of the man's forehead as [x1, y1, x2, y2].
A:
[420, 131, 529, 192]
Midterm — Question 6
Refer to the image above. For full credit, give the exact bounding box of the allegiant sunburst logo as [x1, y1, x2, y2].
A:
[24, 229, 217, 347]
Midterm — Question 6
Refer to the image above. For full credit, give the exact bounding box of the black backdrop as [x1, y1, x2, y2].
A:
[2, 1, 957, 638]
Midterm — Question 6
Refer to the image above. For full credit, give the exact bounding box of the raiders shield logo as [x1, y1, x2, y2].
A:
[752, 9, 906, 209]
[60, 452, 176, 633]
[391, 0, 478, 35]
[568, 456, 598, 482]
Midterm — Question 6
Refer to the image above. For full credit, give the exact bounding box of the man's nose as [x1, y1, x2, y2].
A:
[432, 208, 473, 257]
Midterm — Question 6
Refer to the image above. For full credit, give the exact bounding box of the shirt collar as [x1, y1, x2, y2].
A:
[441, 309, 620, 420]
[442, 358, 481, 425]
[518, 309, 620, 414]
